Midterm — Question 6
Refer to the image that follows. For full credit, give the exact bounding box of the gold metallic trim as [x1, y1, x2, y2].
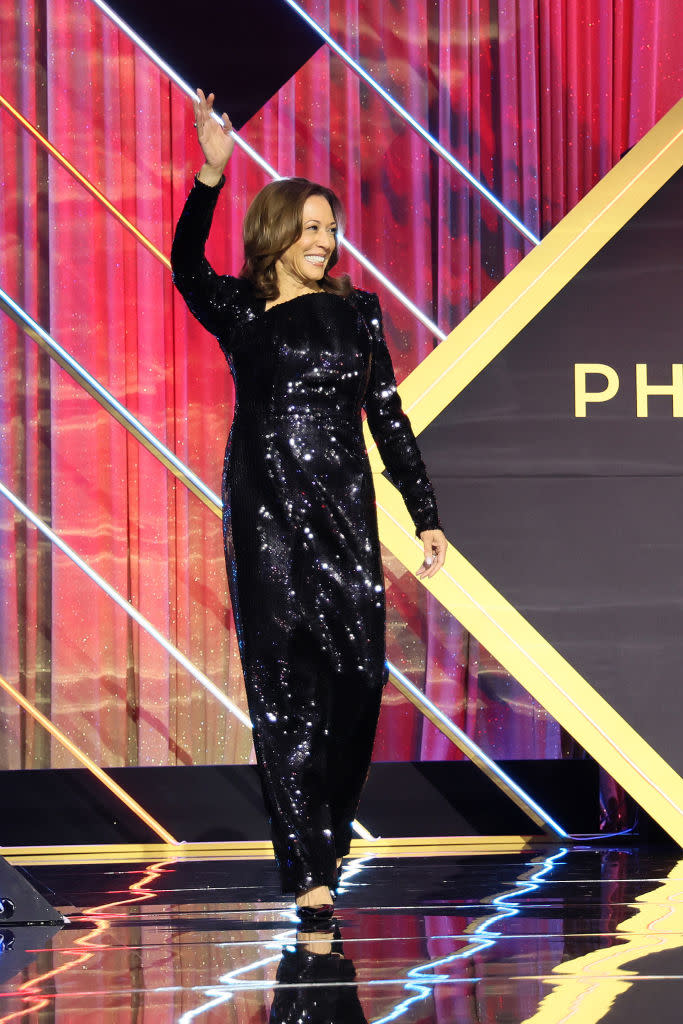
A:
[2, 835, 540, 866]
[0, 673, 178, 845]
[368, 98, 683, 844]
[374, 475, 683, 844]
[0, 92, 170, 269]
[373, 96, 683, 443]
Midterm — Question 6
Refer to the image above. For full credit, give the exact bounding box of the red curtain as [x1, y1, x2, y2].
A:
[0, 0, 681, 769]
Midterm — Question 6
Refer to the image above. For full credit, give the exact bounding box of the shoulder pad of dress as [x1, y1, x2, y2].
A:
[348, 287, 379, 318]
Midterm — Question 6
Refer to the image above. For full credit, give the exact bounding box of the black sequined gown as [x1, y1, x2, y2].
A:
[171, 176, 441, 894]
[269, 924, 366, 1023]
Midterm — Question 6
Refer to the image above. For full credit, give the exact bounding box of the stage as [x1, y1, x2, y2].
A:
[2, 2, 683, 1021]
[2, 841, 682, 1021]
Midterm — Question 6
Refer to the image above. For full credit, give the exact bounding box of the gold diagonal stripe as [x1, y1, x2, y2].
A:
[0, 92, 170, 269]
[401, 96, 683, 432]
[0, 672, 178, 845]
[366, 97, 683, 844]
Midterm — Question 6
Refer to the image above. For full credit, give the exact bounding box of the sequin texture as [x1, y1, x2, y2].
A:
[171, 176, 441, 894]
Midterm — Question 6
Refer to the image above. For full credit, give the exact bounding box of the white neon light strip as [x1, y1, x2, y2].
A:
[368, 849, 569, 1023]
[340, 237, 445, 339]
[171, 978, 481, 996]
[282, 0, 541, 247]
[179, 862, 374, 1023]
[89, 0, 445, 340]
[476, 847, 568, 932]
[0, 286, 222, 512]
[177, 956, 282, 1024]
[387, 659, 568, 838]
[0, 479, 252, 729]
[2, 292, 374, 841]
[0, 477, 373, 839]
[26, 1, 560, 843]
[177, 995, 234, 1024]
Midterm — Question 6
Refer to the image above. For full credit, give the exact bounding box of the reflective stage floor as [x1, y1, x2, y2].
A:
[1, 842, 682, 1022]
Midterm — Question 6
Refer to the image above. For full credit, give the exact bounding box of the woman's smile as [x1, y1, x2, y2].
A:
[277, 194, 337, 289]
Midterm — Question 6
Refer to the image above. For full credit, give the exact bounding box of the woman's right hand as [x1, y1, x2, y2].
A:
[194, 88, 234, 179]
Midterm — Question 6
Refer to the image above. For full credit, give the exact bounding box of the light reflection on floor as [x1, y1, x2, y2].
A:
[1, 844, 682, 1022]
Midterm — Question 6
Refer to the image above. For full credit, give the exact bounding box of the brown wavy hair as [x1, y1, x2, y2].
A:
[239, 177, 352, 299]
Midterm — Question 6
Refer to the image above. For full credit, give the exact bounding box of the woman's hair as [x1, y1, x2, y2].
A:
[239, 177, 352, 299]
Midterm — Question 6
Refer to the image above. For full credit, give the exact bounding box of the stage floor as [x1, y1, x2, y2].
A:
[1, 841, 682, 1021]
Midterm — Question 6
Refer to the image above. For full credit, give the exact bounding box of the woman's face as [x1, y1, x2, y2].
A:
[276, 194, 338, 289]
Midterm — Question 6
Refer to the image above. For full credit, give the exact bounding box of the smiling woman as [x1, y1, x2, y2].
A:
[238, 178, 353, 305]
[267, 195, 340, 303]
[170, 88, 447, 922]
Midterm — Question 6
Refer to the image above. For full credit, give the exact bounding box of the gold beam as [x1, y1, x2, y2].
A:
[0, 92, 170, 269]
[0, 673, 178, 845]
[375, 96, 683, 442]
[368, 98, 683, 843]
[2, 835, 540, 867]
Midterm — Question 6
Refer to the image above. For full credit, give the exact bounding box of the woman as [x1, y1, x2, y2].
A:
[171, 90, 448, 920]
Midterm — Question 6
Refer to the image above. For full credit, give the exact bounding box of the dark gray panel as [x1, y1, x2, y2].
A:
[419, 167, 683, 774]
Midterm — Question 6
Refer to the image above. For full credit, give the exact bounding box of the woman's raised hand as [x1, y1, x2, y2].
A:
[194, 88, 234, 182]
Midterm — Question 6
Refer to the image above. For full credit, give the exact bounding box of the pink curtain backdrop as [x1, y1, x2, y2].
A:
[0, 0, 681, 769]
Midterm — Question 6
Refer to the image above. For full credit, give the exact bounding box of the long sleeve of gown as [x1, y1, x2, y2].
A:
[362, 292, 442, 538]
[170, 174, 242, 339]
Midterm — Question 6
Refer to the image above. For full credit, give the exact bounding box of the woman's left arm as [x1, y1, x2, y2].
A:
[362, 293, 448, 578]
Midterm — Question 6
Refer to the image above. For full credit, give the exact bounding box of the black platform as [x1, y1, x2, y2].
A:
[0, 760, 604, 845]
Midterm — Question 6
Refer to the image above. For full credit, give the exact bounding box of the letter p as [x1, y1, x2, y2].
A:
[574, 364, 619, 418]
